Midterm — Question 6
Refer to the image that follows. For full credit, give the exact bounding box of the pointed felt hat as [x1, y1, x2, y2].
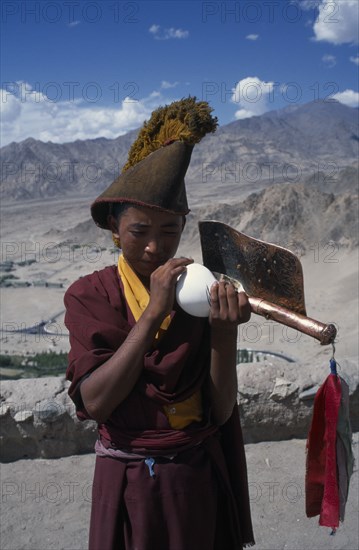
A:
[91, 97, 218, 229]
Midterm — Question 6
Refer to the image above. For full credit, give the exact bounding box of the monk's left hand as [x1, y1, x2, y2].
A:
[209, 281, 251, 329]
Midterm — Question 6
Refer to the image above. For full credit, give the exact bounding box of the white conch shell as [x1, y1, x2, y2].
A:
[176, 263, 217, 317]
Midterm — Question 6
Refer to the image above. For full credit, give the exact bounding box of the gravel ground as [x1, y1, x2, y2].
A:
[1, 434, 358, 550]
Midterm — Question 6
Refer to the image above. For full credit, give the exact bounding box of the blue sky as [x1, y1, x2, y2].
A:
[1, 0, 358, 145]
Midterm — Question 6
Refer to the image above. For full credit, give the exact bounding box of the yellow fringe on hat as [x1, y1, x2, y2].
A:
[122, 96, 218, 172]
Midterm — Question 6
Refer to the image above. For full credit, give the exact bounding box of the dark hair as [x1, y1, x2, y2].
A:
[109, 202, 186, 229]
[110, 202, 131, 222]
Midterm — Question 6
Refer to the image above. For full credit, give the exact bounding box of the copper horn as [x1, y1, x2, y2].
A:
[199, 221, 336, 345]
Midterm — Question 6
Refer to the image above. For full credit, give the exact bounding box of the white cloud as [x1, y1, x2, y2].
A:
[149, 24, 160, 34]
[300, 0, 321, 10]
[167, 28, 189, 39]
[160, 81, 179, 89]
[350, 55, 359, 65]
[149, 24, 189, 40]
[246, 34, 259, 41]
[332, 89, 359, 107]
[322, 54, 336, 67]
[68, 20, 81, 27]
[313, 0, 359, 44]
[0, 88, 22, 122]
[231, 77, 274, 119]
[0, 82, 169, 146]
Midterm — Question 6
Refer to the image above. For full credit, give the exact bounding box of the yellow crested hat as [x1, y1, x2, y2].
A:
[91, 97, 218, 229]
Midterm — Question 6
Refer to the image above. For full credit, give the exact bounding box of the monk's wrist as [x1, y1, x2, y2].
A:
[211, 324, 238, 339]
[141, 308, 167, 329]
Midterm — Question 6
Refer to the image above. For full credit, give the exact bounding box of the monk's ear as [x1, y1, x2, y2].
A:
[107, 214, 119, 237]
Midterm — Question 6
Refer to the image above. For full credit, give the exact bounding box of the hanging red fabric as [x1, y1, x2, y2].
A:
[305, 370, 342, 529]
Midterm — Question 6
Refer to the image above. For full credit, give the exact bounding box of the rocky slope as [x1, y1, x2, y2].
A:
[1, 100, 358, 201]
[54, 182, 358, 254]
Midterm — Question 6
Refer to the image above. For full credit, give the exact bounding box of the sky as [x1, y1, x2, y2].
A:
[1, 0, 358, 146]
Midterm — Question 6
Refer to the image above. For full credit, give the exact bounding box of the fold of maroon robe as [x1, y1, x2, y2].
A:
[64, 265, 255, 549]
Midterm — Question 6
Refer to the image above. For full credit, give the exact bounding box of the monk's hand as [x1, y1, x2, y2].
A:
[147, 257, 194, 320]
[209, 281, 251, 330]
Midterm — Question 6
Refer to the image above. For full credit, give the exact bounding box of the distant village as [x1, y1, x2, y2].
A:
[0, 260, 64, 288]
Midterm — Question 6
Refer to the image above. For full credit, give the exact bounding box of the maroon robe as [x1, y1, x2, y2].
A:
[64, 265, 255, 550]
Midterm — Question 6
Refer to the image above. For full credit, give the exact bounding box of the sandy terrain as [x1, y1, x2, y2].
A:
[1, 197, 358, 549]
[1, 435, 358, 550]
[1, 197, 358, 366]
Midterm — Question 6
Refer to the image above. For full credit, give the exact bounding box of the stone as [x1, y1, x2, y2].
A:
[269, 378, 299, 401]
[14, 410, 33, 423]
[0, 404, 11, 417]
[0, 357, 358, 461]
[237, 358, 358, 443]
[0, 376, 97, 462]
[33, 400, 66, 423]
[299, 385, 320, 400]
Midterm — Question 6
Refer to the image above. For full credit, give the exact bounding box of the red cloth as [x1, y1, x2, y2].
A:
[305, 373, 342, 528]
[64, 266, 255, 549]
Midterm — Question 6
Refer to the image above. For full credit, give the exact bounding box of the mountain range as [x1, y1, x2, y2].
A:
[1, 100, 358, 202]
[54, 182, 357, 254]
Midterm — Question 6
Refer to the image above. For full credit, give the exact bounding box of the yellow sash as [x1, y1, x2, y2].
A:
[118, 255, 172, 338]
[163, 392, 203, 430]
[117, 254, 203, 429]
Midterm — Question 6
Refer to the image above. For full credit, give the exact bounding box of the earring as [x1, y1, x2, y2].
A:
[112, 234, 121, 249]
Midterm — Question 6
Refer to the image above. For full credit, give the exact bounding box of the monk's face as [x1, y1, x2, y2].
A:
[110, 206, 184, 284]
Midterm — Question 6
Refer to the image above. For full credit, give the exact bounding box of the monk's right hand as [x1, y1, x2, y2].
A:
[146, 257, 194, 320]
